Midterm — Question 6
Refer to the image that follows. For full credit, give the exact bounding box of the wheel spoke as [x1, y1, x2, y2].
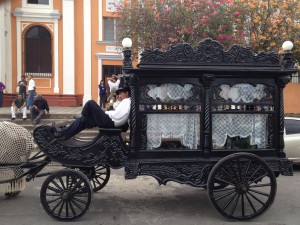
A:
[73, 186, 88, 195]
[237, 159, 243, 181]
[212, 186, 236, 193]
[244, 160, 252, 181]
[241, 194, 245, 217]
[220, 167, 238, 185]
[214, 190, 236, 201]
[248, 189, 270, 197]
[50, 199, 63, 213]
[73, 197, 88, 205]
[249, 183, 271, 188]
[69, 200, 77, 217]
[66, 201, 69, 218]
[230, 194, 240, 216]
[47, 185, 61, 193]
[228, 161, 240, 182]
[58, 200, 65, 216]
[247, 191, 266, 206]
[70, 179, 83, 193]
[247, 165, 263, 182]
[245, 193, 257, 213]
[50, 180, 63, 192]
[249, 173, 268, 184]
[222, 193, 238, 211]
[46, 196, 62, 204]
[58, 177, 66, 190]
[45, 193, 61, 197]
[214, 177, 236, 186]
[71, 199, 84, 211]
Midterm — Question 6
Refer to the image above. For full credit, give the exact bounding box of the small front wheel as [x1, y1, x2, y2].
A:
[90, 164, 110, 192]
[207, 153, 277, 221]
[40, 169, 92, 221]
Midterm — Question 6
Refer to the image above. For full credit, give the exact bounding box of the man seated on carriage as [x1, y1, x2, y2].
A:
[52, 86, 131, 140]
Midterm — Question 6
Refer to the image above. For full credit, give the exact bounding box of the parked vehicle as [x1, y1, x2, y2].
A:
[285, 117, 300, 165]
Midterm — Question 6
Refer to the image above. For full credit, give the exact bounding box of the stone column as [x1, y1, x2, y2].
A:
[62, 0, 75, 94]
[82, 0, 92, 105]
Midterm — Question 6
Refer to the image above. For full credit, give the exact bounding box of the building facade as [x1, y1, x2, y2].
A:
[1, 0, 299, 112]
[0, 0, 124, 106]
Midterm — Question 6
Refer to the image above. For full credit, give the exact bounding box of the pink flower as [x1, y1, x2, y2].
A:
[165, 7, 171, 12]
[234, 11, 241, 17]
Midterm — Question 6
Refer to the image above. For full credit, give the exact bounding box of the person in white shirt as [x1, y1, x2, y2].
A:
[52, 86, 131, 140]
[26, 75, 36, 109]
[107, 74, 120, 102]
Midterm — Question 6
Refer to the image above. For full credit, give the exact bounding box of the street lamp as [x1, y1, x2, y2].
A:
[282, 41, 295, 69]
[282, 41, 293, 52]
[122, 38, 133, 69]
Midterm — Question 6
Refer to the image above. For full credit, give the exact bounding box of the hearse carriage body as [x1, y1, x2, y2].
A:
[0, 38, 296, 221]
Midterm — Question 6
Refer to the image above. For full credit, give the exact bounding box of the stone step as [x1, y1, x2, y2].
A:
[0, 118, 74, 125]
[0, 113, 77, 120]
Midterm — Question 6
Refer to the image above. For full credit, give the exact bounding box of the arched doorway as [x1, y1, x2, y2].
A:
[24, 25, 52, 77]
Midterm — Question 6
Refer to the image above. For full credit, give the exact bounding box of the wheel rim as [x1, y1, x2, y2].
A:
[40, 170, 92, 221]
[90, 165, 110, 192]
[208, 153, 277, 221]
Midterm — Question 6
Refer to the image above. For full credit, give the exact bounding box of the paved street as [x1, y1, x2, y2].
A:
[0, 166, 300, 225]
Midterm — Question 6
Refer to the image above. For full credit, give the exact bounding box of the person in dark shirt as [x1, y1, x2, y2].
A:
[30, 94, 50, 125]
[11, 93, 27, 120]
[18, 75, 28, 100]
[0, 81, 6, 107]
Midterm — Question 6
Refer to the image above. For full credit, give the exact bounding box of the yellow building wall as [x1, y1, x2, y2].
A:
[74, 0, 84, 96]
[284, 83, 300, 114]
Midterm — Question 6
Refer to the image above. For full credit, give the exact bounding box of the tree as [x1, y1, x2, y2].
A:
[116, 0, 246, 57]
[236, 0, 300, 61]
[116, 0, 300, 62]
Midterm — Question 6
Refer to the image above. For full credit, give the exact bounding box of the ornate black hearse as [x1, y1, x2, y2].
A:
[32, 38, 296, 221]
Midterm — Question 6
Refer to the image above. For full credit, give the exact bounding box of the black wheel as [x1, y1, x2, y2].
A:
[90, 164, 110, 192]
[207, 153, 277, 221]
[40, 169, 92, 221]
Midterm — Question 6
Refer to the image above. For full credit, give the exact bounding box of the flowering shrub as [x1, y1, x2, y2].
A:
[116, 0, 299, 62]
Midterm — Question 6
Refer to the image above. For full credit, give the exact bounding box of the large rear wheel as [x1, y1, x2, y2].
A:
[207, 153, 277, 221]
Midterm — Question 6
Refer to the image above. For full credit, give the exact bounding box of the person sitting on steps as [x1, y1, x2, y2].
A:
[52, 86, 131, 140]
[31, 94, 50, 125]
[11, 93, 27, 120]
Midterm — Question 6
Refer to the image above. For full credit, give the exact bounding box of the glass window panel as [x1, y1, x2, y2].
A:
[104, 18, 115, 41]
[27, 0, 49, 5]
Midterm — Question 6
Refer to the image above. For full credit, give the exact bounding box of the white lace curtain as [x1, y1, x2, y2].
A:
[147, 114, 200, 149]
[147, 84, 193, 101]
[212, 114, 267, 148]
[219, 83, 266, 103]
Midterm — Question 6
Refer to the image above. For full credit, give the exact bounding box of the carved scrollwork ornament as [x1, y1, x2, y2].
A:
[202, 74, 215, 87]
[276, 76, 291, 89]
[281, 51, 296, 69]
[139, 38, 280, 65]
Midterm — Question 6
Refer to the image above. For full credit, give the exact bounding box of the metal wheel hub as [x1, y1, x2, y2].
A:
[236, 182, 249, 194]
[61, 191, 72, 201]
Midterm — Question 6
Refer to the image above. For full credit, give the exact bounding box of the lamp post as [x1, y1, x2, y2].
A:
[282, 41, 294, 69]
[122, 38, 133, 69]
